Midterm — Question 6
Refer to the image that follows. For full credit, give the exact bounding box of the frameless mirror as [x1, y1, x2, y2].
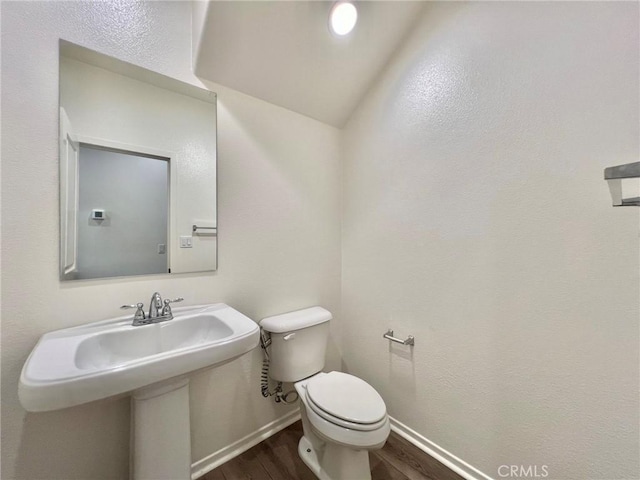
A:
[59, 41, 217, 280]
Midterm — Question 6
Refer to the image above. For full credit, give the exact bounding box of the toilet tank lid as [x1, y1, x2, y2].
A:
[259, 306, 332, 333]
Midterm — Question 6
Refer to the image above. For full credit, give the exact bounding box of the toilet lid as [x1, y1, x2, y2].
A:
[306, 372, 386, 425]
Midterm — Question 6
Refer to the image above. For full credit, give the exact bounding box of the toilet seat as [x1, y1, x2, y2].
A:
[296, 372, 390, 450]
[305, 372, 387, 431]
[305, 390, 388, 431]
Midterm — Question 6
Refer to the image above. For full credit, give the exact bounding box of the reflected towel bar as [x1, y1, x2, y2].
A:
[192, 224, 217, 235]
[383, 329, 415, 346]
[604, 161, 640, 207]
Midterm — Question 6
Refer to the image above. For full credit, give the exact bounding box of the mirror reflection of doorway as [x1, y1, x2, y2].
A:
[74, 144, 169, 280]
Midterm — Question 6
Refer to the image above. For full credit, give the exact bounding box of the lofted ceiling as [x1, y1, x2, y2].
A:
[193, 1, 426, 127]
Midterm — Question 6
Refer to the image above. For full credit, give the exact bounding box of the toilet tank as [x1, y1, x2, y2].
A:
[259, 306, 332, 383]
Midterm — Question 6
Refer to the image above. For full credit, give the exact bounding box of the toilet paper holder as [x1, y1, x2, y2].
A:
[383, 329, 415, 346]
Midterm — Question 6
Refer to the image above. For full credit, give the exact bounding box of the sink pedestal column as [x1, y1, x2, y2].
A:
[131, 378, 191, 480]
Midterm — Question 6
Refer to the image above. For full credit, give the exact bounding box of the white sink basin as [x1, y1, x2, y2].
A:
[19, 303, 259, 412]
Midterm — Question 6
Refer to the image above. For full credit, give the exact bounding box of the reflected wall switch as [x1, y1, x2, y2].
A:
[179, 236, 193, 248]
[157, 244, 166, 254]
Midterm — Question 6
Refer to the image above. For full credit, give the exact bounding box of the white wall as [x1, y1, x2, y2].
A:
[1, 2, 341, 479]
[342, 2, 639, 479]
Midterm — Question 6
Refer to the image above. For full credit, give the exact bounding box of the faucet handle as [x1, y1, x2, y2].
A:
[161, 297, 184, 317]
[121, 302, 146, 324]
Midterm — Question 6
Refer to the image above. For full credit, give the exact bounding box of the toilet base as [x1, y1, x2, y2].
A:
[298, 435, 372, 480]
[299, 436, 322, 477]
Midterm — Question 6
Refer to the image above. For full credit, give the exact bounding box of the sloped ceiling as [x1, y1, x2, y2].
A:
[193, 1, 426, 127]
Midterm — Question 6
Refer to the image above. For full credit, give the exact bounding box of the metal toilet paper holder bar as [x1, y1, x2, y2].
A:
[383, 329, 415, 346]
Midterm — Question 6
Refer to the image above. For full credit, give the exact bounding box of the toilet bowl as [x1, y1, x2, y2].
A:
[295, 372, 390, 480]
[259, 307, 390, 480]
[300, 372, 389, 446]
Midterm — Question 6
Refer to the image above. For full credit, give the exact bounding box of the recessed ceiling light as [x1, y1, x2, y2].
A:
[329, 2, 358, 36]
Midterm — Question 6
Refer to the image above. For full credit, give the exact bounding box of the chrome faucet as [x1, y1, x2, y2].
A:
[121, 293, 184, 326]
[149, 292, 164, 319]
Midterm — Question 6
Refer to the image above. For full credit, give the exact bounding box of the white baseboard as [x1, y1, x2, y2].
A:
[389, 416, 495, 480]
[190, 409, 301, 479]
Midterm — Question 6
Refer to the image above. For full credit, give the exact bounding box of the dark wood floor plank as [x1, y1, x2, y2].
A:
[200, 466, 227, 480]
[257, 430, 316, 480]
[369, 450, 411, 480]
[375, 433, 465, 480]
[199, 421, 462, 480]
[218, 447, 274, 480]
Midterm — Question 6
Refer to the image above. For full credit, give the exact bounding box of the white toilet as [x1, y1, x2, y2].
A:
[260, 306, 390, 480]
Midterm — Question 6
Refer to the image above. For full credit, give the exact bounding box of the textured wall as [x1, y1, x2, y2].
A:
[342, 2, 639, 479]
[1, 2, 341, 478]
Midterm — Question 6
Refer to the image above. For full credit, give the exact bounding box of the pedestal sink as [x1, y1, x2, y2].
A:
[19, 303, 260, 479]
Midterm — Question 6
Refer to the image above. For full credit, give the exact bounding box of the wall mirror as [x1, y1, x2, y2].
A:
[59, 41, 217, 280]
